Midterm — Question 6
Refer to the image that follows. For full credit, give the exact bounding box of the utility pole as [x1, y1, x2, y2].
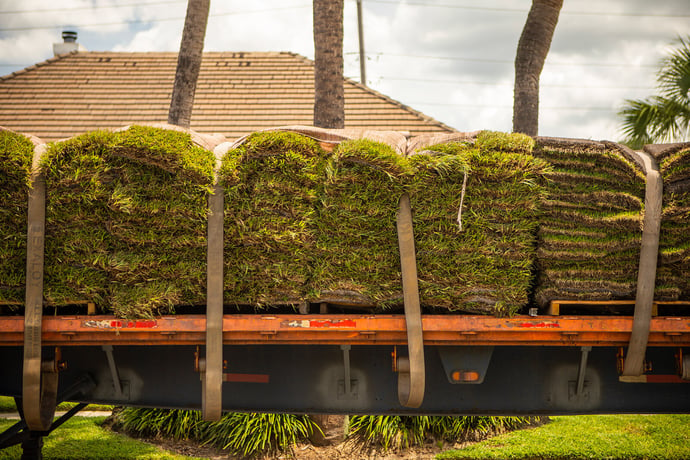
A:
[356, 0, 366, 85]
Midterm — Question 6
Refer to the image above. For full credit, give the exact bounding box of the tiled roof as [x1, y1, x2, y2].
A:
[0, 51, 455, 142]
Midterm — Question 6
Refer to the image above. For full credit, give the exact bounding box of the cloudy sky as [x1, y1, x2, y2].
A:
[1, 0, 688, 141]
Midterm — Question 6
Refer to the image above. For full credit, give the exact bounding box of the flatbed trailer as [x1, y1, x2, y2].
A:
[3, 130, 690, 458]
[2, 309, 690, 415]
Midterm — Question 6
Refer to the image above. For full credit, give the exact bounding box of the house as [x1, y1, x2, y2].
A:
[0, 36, 455, 142]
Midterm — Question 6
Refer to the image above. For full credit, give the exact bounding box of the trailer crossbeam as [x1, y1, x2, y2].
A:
[0, 314, 689, 347]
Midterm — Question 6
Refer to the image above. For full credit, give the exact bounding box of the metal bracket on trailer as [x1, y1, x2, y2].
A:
[395, 193, 425, 408]
[620, 148, 663, 381]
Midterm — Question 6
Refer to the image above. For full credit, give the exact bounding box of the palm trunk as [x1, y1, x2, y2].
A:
[168, 0, 210, 128]
[313, 0, 345, 129]
[513, 0, 563, 136]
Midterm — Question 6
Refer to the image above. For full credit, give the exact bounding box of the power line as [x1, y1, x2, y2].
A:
[0, 1, 185, 15]
[0, 5, 311, 32]
[410, 101, 617, 111]
[365, 0, 690, 19]
[354, 52, 658, 68]
[378, 76, 653, 90]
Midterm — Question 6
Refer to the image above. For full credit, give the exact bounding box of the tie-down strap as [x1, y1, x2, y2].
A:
[396, 193, 426, 407]
[620, 148, 663, 379]
[23, 144, 59, 431]
[202, 147, 226, 421]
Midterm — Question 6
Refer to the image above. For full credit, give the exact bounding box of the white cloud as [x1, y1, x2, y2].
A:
[0, 0, 688, 140]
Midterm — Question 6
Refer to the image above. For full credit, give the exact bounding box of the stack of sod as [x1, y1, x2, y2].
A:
[0, 129, 35, 304]
[219, 131, 328, 307]
[532, 138, 647, 308]
[408, 131, 550, 315]
[41, 126, 215, 318]
[310, 139, 413, 307]
[654, 144, 690, 300]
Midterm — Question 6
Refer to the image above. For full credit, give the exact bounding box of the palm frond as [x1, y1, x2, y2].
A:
[618, 35, 690, 146]
[658, 36, 690, 105]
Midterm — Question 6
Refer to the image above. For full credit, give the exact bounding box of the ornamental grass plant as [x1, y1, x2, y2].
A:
[40, 126, 215, 317]
[347, 414, 542, 451]
[115, 407, 318, 458]
[0, 129, 34, 303]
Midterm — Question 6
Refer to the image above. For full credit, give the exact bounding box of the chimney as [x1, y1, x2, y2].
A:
[53, 30, 87, 56]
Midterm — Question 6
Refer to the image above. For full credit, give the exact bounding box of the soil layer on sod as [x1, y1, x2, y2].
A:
[532, 138, 647, 308]
[647, 143, 690, 300]
[0, 128, 36, 305]
[40, 126, 215, 318]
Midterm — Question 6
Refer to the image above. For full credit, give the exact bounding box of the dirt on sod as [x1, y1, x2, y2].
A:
[648, 143, 690, 300]
[532, 137, 648, 308]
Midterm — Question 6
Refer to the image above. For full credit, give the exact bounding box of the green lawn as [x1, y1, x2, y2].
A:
[438, 414, 690, 460]
[1, 412, 688, 459]
[0, 396, 113, 413]
[0, 417, 197, 460]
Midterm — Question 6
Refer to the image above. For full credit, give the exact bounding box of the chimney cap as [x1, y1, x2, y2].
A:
[53, 30, 86, 56]
[62, 31, 78, 43]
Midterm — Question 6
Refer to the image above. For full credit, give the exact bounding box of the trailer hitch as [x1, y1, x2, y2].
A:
[395, 193, 425, 408]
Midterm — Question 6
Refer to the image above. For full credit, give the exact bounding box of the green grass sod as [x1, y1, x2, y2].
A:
[310, 138, 414, 307]
[0, 417, 197, 460]
[658, 147, 690, 300]
[408, 132, 550, 315]
[218, 131, 328, 308]
[437, 414, 690, 460]
[532, 139, 647, 309]
[40, 126, 215, 318]
[0, 129, 34, 303]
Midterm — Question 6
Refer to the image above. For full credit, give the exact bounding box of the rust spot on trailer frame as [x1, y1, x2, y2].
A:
[83, 319, 158, 330]
[281, 319, 357, 328]
[515, 321, 560, 329]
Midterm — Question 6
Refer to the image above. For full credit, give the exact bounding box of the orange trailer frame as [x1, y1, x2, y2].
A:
[1, 313, 689, 347]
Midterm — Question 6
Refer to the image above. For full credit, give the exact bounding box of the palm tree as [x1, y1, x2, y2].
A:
[513, 0, 563, 137]
[168, 0, 210, 128]
[313, 0, 345, 129]
[308, 2, 347, 442]
[619, 36, 690, 148]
